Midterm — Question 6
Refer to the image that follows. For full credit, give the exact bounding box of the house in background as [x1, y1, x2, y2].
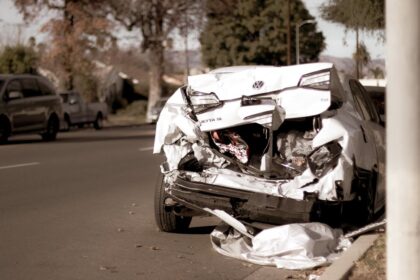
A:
[94, 61, 146, 112]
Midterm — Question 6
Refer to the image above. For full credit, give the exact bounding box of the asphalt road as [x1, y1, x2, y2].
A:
[0, 125, 301, 280]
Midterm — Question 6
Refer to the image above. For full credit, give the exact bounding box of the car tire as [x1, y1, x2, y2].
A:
[351, 167, 377, 225]
[42, 115, 59, 141]
[154, 172, 192, 232]
[94, 114, 103, 130]
[0, 118, 10, 144]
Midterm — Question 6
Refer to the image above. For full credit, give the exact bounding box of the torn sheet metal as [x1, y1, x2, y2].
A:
[208, 209, 350, 270]
[154, 63, 385, 225]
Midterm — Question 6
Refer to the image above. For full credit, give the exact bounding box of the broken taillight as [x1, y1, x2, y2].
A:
[307, 141, 342, 177]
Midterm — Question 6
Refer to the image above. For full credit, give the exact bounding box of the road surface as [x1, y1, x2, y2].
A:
[0, 126, 300, 280]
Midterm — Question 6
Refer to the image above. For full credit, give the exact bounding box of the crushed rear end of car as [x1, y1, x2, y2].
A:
[154, 63, 383, 228]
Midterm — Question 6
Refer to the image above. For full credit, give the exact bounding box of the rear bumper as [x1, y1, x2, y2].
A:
[168, 176, 342, 225]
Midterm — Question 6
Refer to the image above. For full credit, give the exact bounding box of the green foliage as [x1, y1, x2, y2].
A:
[0, 45, 38, 74]
[370, 66, 384, 79]
[200, 0, 325, 68]
[353, 42, 371, 78]
[320, 0, 384, 31]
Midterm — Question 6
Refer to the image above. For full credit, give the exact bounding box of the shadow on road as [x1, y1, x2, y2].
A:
[186, 225, 217, 235]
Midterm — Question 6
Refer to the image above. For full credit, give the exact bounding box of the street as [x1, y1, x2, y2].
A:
[0, 126, 300, 280]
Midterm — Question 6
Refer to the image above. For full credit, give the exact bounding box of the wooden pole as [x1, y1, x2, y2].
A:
[387, 0, 420, 278]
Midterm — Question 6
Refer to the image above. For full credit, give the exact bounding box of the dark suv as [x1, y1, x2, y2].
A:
[0, 74, 63, 143]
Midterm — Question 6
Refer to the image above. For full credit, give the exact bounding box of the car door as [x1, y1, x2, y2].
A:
[4, 79, 29, 131]
[68, 92, 84, 123]
[21, 77, 46, 130]
[349, 79, 386, 210]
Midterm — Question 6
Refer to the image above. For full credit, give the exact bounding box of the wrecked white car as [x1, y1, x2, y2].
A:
[153, 63, 385, 232]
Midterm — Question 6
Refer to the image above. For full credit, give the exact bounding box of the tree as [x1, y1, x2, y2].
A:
[370, 66, 384, 80]
[0, 44, 38, 74]
[105, 0, 204, 121]
[200, 0, 325, 68]
[320, 0, 384, 78]
[13, 0, 110, 101]
[320, 0, 384, 31]
[353, 42, 370, 78]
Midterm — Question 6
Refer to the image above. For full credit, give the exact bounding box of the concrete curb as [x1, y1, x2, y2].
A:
[320, 234, 380, 280]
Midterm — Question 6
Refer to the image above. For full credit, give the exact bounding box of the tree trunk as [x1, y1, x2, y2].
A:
[286, 0, 291, 65]
[64, 0, 75, 90]
[355, 28, 360, 79]
[147, 44, 164, 122]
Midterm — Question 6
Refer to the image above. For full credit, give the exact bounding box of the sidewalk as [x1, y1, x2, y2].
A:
[104, 114, 148, 128]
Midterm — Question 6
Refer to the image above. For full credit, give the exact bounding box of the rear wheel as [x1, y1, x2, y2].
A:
[350, 167, 377, 225]
[0, 118, 10, 144]
[154, 172, 192, 232]
[42, 116, 59, 141]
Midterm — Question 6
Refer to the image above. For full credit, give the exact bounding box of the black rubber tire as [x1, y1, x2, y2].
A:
[350, 167, 377, 225]
[0, 118, 10, 144]
[154, 172, 192, 232]
[94, 114, 103, 130]
[41, 116, 59, 141]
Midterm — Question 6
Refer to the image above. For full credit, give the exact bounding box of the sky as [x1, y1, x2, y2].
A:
[0, 0, 385, 59]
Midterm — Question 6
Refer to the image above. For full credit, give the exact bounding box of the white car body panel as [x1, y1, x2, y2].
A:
[154, 63, 385, 211]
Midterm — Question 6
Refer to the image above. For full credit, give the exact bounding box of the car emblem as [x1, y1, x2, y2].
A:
[252, 81, 264, 89]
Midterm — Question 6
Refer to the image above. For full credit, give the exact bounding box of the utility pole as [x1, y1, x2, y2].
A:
[286, 0, 291, 65]
[184, 8, 190, 79]
[387, 0, 420, 279]
[295, 19, 316, 65]
[355, 28, 360, 79]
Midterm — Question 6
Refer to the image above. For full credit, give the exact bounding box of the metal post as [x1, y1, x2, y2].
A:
[387, 0, 420, 279]
[295, 20, 316, 65]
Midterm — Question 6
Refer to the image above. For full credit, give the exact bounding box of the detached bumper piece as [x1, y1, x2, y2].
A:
[169, 176, 343, 225]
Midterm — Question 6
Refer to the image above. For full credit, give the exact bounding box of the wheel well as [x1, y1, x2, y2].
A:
[0, 114, 11, 131]
[48, 113, 60, 126]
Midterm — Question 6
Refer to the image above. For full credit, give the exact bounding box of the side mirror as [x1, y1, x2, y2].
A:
[8, 91, 23, 100]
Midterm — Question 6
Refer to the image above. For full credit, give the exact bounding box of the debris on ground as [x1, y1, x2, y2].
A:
[207, 209, 351, 270]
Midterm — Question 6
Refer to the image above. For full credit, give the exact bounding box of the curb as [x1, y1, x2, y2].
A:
[320, 234, 380, 280]
[103, 121, 153, 129]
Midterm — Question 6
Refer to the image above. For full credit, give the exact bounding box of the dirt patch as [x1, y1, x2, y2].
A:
[348, 233, 386, 280]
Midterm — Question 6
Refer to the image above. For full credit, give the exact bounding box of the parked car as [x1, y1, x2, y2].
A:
[147, 97, 169, 123]
[0, 74, 62, 143]
[153, 63, 385, 232]
[60, 91, 108, 130]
